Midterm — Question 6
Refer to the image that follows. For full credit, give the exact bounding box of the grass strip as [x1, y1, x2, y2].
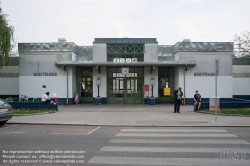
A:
[199, 108, 250, 115]
[12, 109, 55, 115]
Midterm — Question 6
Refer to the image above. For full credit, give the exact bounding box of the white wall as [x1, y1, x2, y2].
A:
[93, 43, 106, 62]
[232, 65, 250, 95]
[0, 66, 19, 73]
[174, 66, 180, 91]
[0, 78, 19, 95]
[93, 66, 107, 97]
[176, 65, 233, 98]
[19, 76, 67, 98]
[144, 44, 158, 62]
[179, 52, 232, 76]
[184, 76, 232, 98]
[233, 66, 250, 74]
[19, 53, 74, 98]
[71, 66, 77, 96]
[174, 54, 180, 61]
[144, 67, 158, 97]
[0, 66, 19, 95]
[233, 78, 250, 95]
[174, 52, 233, 98]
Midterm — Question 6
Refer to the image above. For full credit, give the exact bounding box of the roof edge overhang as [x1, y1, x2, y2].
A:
[55, 61, 196, 67]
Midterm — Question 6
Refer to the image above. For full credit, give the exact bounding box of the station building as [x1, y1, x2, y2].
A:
[0, 38, 250, 105]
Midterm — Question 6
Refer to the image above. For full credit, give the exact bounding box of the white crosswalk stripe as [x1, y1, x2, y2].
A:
[89, 156, 250, 166]
[120, 129, 228, 132]
[100, 146, 249, 153]
[88, 128, 250, 166]
[116, 133, 237, 137]
[109, 139, 250, 144]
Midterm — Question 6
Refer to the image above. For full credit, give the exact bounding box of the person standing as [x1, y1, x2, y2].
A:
[173, 87, 183, 113]
[194, 90, 201, 111]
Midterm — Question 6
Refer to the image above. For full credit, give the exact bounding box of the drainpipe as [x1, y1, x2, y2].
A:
[67, 66, 68, 105]
[184, 64, 189, 105]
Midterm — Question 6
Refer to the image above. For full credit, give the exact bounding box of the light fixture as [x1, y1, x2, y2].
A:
[150, 77, 155, 97]
[96, 77, 101, 97]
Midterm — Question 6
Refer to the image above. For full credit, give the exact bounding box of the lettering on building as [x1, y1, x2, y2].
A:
[194, 72, 215, 76]
[33, 72, 57, 76]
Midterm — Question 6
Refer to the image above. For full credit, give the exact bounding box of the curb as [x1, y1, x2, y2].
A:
[7, 122, 250, 127]
[13, 111, 56, 116]
[196, 111, 250, 117]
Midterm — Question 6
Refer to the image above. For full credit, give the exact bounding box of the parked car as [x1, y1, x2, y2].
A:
[0, 98, 13, 126]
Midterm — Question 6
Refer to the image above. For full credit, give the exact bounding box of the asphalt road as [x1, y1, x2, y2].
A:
[0, 124, 250, 166]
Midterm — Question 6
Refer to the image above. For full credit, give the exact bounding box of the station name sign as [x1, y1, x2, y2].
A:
[194, 72, 216, 76]
[33, 72, 57, 76]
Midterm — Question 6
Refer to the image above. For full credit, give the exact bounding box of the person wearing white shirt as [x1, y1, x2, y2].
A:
[42, 92, 51, 103]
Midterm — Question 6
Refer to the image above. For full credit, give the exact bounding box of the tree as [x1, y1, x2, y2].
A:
[234, 31, 250, 57]
[0, 2, 15, 68]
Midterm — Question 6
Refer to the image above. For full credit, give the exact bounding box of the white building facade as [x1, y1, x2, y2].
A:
[1, 38, 249, 105]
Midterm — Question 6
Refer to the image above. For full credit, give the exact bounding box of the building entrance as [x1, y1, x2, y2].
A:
[107, 67, 144, 104]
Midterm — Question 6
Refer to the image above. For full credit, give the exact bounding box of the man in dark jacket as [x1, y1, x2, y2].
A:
[194, 90, 201, 111]
[173, 87, 183, 113]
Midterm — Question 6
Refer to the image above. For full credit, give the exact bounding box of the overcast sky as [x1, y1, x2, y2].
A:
[1, 0, 250, 47]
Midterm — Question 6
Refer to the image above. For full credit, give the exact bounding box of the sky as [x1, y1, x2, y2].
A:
[1, 0, 250, 48]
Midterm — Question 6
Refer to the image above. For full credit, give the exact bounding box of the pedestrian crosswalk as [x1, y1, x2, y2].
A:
[88, 128, 250, 166]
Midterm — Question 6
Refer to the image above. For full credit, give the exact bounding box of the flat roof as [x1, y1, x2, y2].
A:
[55, 60, 196, 67]
[93, 38, 158, 44]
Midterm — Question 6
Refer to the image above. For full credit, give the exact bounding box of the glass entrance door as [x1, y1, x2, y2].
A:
[124, 78, 135, 104]
[107, 67, 144, 104]
[77, 67, 93, 103]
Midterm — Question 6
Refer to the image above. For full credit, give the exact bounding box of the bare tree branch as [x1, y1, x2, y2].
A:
[234, 31, 250, 57]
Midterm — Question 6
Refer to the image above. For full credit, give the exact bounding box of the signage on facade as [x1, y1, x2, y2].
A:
[144, 84, 149, 91]
[194, 72, 215, 76]
[121, 68, 129, 75]
[164, 88, 170, 96]
[33, 72, 57, 76]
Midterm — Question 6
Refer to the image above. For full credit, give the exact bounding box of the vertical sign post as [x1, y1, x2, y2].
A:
[215, 60, 218, 122]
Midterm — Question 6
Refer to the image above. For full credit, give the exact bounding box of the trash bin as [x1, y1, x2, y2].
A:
[149, 97, 156, 105]
[95, 97, 102, 105]
[209, 96, 220, 110]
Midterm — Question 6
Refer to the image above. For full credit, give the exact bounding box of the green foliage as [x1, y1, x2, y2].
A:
[0, 3, 15, 68]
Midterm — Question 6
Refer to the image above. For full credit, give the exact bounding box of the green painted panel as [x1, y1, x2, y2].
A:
[79, 97, 93, 103]
[158, 97, 174, 103]
[124, 97, 134, 104]
[107, 97, 116, 104]
[134, 97, 143, 104]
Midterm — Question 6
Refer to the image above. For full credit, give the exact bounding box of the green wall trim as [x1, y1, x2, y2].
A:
[158, 97, 174, 103]
[79, 97, 93, 103]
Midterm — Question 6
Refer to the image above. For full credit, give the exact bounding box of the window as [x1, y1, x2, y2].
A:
[107, 44, 144, 62]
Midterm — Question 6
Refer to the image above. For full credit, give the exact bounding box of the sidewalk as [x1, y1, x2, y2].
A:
[7, 104, 250, 127]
